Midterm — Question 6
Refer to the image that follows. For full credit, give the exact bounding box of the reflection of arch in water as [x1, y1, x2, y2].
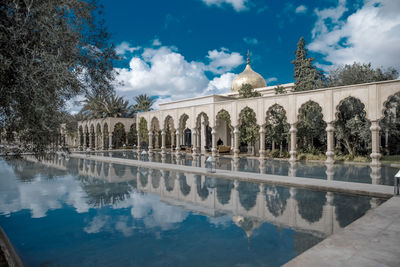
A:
[96, 162, 102, 176]
[265, 185, 291, 217]
[295, 188, 326, 223]
[216, 179, 234, 205]
[90, 160, 96, 173]
[164, 171, 175, 192]
[151, 170, 161, 189]
[113, 164, 126, 178]
[139, 168, 148, 187]
[130, 166, 138, 176]
[196, 175, 209, 200]
[237, 181, 260, 211]
[179, 173, 191, 196]
[333, 194, 371, 228]
[103, 163, 109, 177]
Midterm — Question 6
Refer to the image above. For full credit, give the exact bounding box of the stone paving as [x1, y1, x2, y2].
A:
[284, 196, 400, 267]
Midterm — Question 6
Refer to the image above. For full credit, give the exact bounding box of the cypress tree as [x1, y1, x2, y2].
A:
[292, 37, 324, 91]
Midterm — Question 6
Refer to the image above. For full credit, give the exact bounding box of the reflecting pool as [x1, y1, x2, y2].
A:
[0, 156, 386, 266]
[94, 151, 397, 186]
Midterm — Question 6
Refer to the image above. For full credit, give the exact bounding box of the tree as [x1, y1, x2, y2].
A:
[0, 0, 118, 151]
[138, 118, 149, 145]
[335, 98, 371, 156]
[238, 83, 261, 98]
[327, 62, 398, 87]
[80, 93, 131, 119]
[265, 105, 289, 156]
[134, 94, 156, 113]
[292, 37, 324, 91]
[274, 84, 286, 95]
[239, 107, 259, 155]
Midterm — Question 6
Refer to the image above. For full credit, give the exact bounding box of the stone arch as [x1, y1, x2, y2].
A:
[237, 181, 259, 211]
[334, 96, 371, 156]
[179, 173, 191, 196]
[216, 179, 234, 205]
[113, 122, 126, 149]
[215, 109, 232, 148]
[238, 106, 259, 154]
[264, 104, 290, 154]
[164, 115, 175, 148]
[296, 101, 327, 152]
[178, 113, 189, 130]
[195, 112, 211, 152]
[295, 188, 326, 223]
[380, 92, 400, 154]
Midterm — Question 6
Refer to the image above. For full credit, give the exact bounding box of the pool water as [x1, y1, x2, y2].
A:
[0, 156, 386, 266]
[95, 151, 397, 186]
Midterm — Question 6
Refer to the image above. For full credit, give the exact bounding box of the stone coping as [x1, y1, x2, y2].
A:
[70, 153, 394, 198]
[284, 196, 400, 267]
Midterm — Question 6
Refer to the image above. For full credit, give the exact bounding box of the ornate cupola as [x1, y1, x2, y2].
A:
[231, 51, 266, 92]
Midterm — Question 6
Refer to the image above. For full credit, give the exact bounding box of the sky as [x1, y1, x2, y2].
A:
[71, 0, 400, 112]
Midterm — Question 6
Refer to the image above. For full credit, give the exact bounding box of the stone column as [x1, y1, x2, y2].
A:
[231, 130, 234, 151]
[289, 161, 297, 177]
[201, 119, 207, 154]
[289, 124, 297, 162]
[78, 133, 82, 150]
[148, 131, 153, 154]
[89, 133, 93, 149]
[94, 133, 98, 150]
[385, 129, 389, 154]
[370, 121, 381, 166]
[161, 130, 166, 154]
[155, 133, 159, 149]
[171, 131, 175, 150]
[137, 132, 141, 151]
[259, 126, 266, 159]
[211, 127, 217, 157]
[125, 132, 129, 146]
[233, 126, 240, 158]
[175, 129, 181, 155]
[83, 133, 87, 148]
[325, 122, 335, 164]
[192, 128, 198, 156]
[325, 162, 335, 181]
[108, 133, 113, 149]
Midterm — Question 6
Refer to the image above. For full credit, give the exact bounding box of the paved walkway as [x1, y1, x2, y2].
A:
[284, 196, 400, 267]
[71, 153, 394, 198]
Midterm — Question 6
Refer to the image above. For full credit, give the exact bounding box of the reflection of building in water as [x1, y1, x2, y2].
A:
[24, 155, 381, 240]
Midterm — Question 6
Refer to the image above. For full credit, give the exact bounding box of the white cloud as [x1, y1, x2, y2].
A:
[114, 46, 244, 104]
[266, 77, 278, 84]
[115, 41, 140, 56]
[243, 37, 259, 45]
[152, 38, 162, 46]
[205, 73, 236, 94]
[295, 5, 308, 14]
[206, 48, 244, 74]
[309, 0, 400, 70]
[201, 0, 249, 12]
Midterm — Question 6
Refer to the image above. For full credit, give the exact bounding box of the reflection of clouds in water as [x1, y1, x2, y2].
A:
[208, 215, 232, 228]
[84, 215, 110, 234]
[0, 162, 89, 218]
[129, 193, 188, 230]
[115, 216, 135, 237]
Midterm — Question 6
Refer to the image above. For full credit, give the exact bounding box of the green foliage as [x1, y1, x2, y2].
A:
[274, 84, 286, 95]
[216, 110, 232, 130]
[297, 101, 327, 151]
[0, 0, 118, 151]
[265, 105, 289, 148]
[335, 98, 371, 156]
[134, 94, 156, 113]
[238, 83, 261, 98]
[81, 92, 131, 119]
[112, 123, 126, 148]
[292, 37, 324, 91]
[327, 62, 399, 87]
[380, 93, 400, 155]
[239, 107, 259, 147]
[138, 118, 148, 143]
[127, 124, 137, 145]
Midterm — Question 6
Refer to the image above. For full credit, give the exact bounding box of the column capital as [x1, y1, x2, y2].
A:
[161, 130, 166, 135]
[289, 124, 297, 133]
[326, 123, 335, 132]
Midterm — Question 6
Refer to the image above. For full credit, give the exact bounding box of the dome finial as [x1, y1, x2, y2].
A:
[247, 50, 250, 65]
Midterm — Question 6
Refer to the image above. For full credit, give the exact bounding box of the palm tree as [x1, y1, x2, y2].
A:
[102, 93, 131, 118]
[80, 93, 107, 119]
[133, 94, 155, 113]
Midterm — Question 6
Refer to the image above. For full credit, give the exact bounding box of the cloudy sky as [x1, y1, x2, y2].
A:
[91, 0, 400, 109]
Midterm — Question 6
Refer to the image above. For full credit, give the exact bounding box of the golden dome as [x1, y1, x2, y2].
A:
[231, 51, 266, 93]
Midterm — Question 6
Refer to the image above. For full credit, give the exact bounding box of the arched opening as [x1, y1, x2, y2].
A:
[237, 181, 259, 211]
[179, 173, 191, 196]
[196, 175, 209, 200]
[84, 125, 89, 147]
[164, 116, 175, 149]
[151, 170, 161, 189]
[334, 97, 371, 157]
[113, 122, 126, 149]
[90, 125, 95, 149]
[265, 185, 290, 217]
[127, 124, 137, 146]
[264, 104, 289, 157]
[138, 117, 148, 149]
[150, 117, 161, 149]
[380, 92, 400, 156]
[216, 179, 234, 205]
[295, 188, 326, 223]
[78, 126, 84, 147]
[196, 112, 211, 153]
[215, 110, 232, 151]
[178, 114, 191, 148]
[297, 101, 327, 155]
[239, 107, 259, 155]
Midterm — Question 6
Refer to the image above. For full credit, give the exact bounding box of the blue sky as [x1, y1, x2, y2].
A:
[87, 0, 400, 108]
